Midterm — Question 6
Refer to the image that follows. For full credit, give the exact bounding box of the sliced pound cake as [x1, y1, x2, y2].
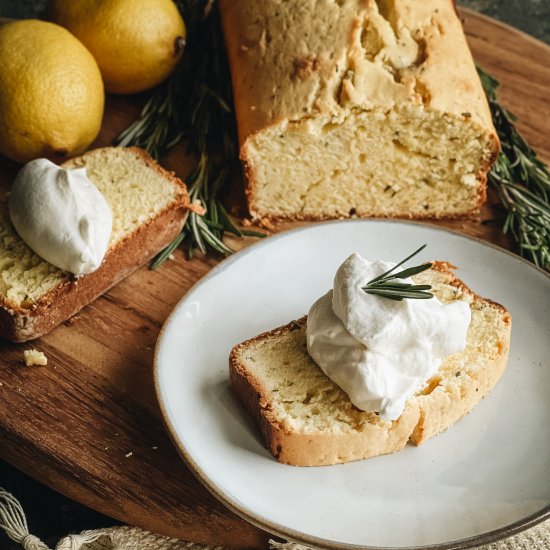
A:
[0, 147, 189, 342]
[229, 263, 511, 466]
[220, 0, 498, 221]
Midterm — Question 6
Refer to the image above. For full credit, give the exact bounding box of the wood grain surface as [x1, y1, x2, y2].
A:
[0, 9, 548, 549]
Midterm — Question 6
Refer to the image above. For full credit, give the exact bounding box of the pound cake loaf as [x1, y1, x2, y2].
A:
[220, 0, 499, 221]
[229, 263, 511, 466]
[0, 147, 189, 342]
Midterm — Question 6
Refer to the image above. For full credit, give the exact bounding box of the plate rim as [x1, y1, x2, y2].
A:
[154, 218, 550, 550]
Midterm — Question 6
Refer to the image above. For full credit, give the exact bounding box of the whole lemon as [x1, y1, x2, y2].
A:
[47, 0, 186, 95]
[0, 20, 104, 164]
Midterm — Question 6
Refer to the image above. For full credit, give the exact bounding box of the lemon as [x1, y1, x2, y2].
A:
[0, 20, 104, 164]
[47, 0, 186, 95]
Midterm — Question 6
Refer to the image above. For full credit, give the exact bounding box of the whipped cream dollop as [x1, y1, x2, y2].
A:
[9, 158, 112, 275]
[306, 253, 471, 421]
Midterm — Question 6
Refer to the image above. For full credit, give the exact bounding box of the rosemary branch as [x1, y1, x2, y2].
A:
[362, 245, 433, 301]
[478, 66, 550, 269]
[116, 61, 184, 160]
[116, 0, 263, 266]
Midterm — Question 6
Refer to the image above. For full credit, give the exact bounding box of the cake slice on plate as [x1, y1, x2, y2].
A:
[230, 262, 511, 466]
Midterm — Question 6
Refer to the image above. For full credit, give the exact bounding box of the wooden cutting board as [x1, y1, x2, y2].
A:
[0, 9, 548, 549]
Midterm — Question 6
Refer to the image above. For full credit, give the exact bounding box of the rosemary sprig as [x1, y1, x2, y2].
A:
[478, 66, 550, 269]
[115, 0, 263, 266]
[116, 61, 184, 160]
[362, 245, 433, 301]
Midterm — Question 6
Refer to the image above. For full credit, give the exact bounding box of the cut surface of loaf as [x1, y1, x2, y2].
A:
[220, 0, 498, 221]
[0, 147, 189, 342]
[229, 263, 511, 466]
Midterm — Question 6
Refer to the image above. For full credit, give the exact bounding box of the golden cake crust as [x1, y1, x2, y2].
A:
[221, 0, 494, 144]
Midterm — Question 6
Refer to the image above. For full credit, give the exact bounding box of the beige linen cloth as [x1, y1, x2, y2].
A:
[1, 489, 548, 550]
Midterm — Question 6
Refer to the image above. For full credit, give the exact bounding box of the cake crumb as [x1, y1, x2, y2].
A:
[125, 452, 133, 458]
[190, 199, 206, 215]
[258, 217, 275, 230]
[23, 349, 48, 366]
[64, 313, 82, 327]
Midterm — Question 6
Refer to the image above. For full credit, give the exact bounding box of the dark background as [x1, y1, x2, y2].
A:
[0, 1, 548, 548]
[5, 0, 550, 39]
[1, 0, 550, 43]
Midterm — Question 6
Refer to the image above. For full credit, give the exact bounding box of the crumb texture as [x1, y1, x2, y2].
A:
[0, 207, 66, 306]
[248, 107, 493, 219]
[64, 148, 182, 243]
[23, 348, 48, 366]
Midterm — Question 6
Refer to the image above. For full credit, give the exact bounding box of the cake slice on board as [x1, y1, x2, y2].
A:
[0, 147, 190, 342]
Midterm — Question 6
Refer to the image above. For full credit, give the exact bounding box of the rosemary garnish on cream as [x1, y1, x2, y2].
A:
[362, 245, 433, 301]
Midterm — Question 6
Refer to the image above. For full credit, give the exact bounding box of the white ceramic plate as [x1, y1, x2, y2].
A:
[155, 220, 550, 549]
